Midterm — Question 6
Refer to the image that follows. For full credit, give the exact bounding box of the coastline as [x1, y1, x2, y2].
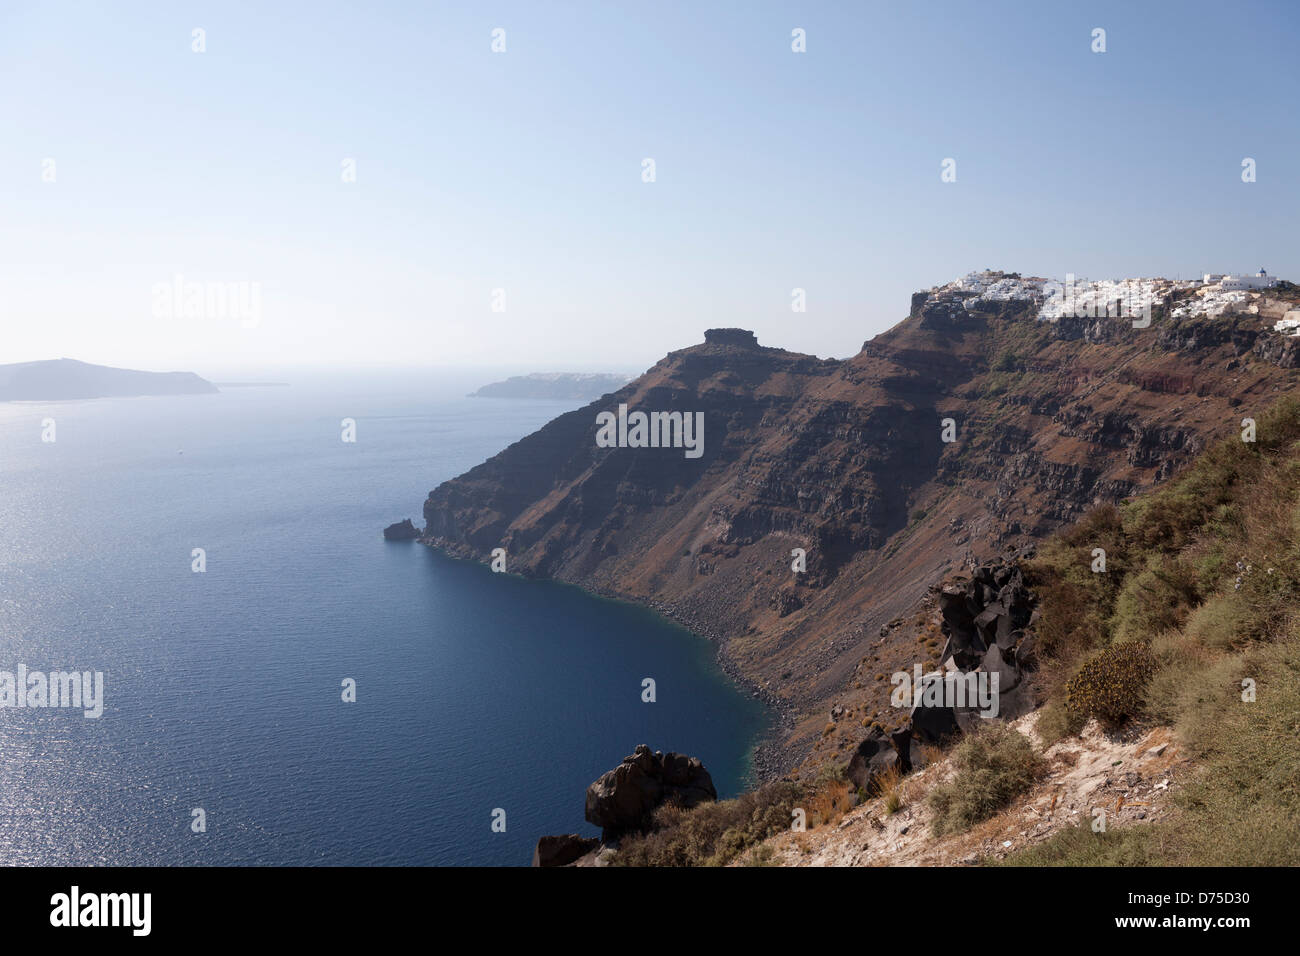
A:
[418, 536, 802, 785]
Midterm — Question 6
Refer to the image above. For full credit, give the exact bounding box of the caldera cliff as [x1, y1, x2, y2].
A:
[419, 276, 1300, 775]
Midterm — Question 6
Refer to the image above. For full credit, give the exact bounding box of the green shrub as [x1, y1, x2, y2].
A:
[1033, 696, 1085, 745]
[928, 725, 1045, 835]
[1023, 504, 1125, 694]
[1064, 641, 1156, 727]
[1006, 639, 1300, 866]
[1181, 593, 1250, 652]
[612, 780, 803, 867]
[1110, 556, 1200, 644]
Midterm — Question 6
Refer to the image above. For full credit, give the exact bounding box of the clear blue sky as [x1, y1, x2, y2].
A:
[2, 0, 1297, 375]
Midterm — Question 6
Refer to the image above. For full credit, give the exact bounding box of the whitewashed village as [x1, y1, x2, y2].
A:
[928, 268, 1300, 332]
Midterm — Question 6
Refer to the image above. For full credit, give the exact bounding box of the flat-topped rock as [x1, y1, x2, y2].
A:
[704, 328, 759, 348]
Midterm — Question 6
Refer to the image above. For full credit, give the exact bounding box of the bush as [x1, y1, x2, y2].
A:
[1110, 556, 1200, 644]
[1064, 641, 1156, 727]
[1181, 593, 1251, 652]
[1023, 504, 1125, 698]
[1006, 639, 1300, 866]
[611, 781, 803, 867]
[1143, 630, 1219, 723]
[1033, 696, 1084, 745]
[928, 725, 1045, 835]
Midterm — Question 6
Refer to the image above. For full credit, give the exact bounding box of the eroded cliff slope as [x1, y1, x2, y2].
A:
[421, 279, 1300, 772]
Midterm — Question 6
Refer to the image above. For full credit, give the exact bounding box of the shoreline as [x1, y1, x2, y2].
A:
[418, 537, 803, 785]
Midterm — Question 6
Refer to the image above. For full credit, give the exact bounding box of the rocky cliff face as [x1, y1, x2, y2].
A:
[420, 283, 1300, 774]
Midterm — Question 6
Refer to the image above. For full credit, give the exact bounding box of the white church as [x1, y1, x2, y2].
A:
[1206, 269, 1278, 290]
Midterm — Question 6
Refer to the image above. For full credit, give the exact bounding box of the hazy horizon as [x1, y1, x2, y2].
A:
[4, 0, 1297, 371]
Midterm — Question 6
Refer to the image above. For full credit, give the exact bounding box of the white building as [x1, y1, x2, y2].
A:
[1220, 269, 1277, 290]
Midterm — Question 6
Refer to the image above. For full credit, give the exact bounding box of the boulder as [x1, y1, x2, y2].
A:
[939, 585, 972, 627]
[909, 693, 960, 743]
[846, 730, 902, 791]
[531, 833, 600, 867]
[584, 745, 716, 837]
[889, 727, 931, 775]
[978, 641, 1021, 693]
[996, 625, 1021, 652]
[973, 603, 1006, 644]
[1014, 632, 1037, 668]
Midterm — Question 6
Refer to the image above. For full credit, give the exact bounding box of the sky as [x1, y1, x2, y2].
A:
[1, 0, 1297, 377]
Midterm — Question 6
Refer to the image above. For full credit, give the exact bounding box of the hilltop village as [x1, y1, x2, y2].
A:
[925, 269, 1296, 327]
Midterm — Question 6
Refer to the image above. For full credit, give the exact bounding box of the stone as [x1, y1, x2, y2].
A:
[531, 834, 600, 867]
[703, 328, 759, 348]
[1014, 632, 1037, 667]
[584, 744, 716, 837]
[382, 518, 420, 540]
[845, 730, 901, 791]
[909, 697, 959, 743]
[978, 641, 1021, 692]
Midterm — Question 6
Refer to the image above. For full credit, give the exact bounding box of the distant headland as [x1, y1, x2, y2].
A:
[0, 359, 219, 401]
[468, 372, 630, 401]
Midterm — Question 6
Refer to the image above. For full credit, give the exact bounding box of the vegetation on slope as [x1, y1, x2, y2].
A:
[928, 724, 1046, 835]
[610, 780, 806, 867]
[1007, 397, 1300, 865]
[611, 398, 1300, 867]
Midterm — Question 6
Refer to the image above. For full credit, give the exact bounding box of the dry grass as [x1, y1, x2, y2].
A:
[612, 780, 804, 867]
[805, 779, 853, 828]
[870, 763, 905, 814]
[1002, 397, 1300, 865]
[928, 724, 1046, 836]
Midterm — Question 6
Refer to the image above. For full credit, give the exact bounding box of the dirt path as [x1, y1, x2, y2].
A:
[750, 714, 1185, 866]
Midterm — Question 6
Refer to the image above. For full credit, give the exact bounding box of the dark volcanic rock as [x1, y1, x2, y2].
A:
[584, 744, 717, 838]
[845, 556, 1040, 785]
[845, 730, 900, 791]
[704, 328, 760, 348]
[383, 518, 421, 540]
[531, 833, 600, 867]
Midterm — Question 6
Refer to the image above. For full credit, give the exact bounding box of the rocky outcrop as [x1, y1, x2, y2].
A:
[584, 744, 717, 838]
[846, 729, 913, 791]
[531, 833, 600, 867]
[704, 328, 760, 348]
[382, 518, 420, 540]
[846, 557, 1038, 793]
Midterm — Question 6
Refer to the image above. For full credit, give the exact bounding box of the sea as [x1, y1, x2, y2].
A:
[0, 371, 772, 866]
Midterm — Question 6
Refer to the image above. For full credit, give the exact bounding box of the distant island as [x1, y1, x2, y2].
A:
[0, 359, 219, 401]
[468, 372, 630, 401]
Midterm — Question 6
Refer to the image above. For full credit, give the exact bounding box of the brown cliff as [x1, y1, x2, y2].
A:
[421, 286, 1300, 775]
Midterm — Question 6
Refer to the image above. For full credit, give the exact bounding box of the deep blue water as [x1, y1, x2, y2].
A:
[0, 374, 771, 865]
